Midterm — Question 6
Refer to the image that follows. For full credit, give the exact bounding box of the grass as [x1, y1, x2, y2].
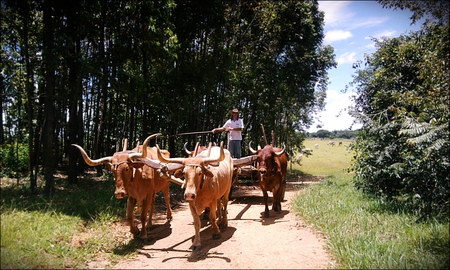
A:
[0, 173, 148, 269]
[291, 139, 450, 269]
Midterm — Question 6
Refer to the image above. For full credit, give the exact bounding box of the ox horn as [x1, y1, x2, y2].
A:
[274, 145, 286, 156]
[205, 142, 212, 157]
[248, 141, 258, 154]
[183, 141, 200, 157]
[156, 144, 186, 164]
[71, 144, 112, 166]
[183, 142, 192, 156]
[129, 133, 161, 159]
[202, 141, 225, 164]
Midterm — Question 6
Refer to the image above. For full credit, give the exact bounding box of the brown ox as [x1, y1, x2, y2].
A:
[156, 142, 233, 251]
[72, 133, 173, 239]
[249, 143, 288, 218]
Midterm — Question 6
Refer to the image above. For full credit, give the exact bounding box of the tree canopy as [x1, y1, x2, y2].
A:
[1, 0, 335, 194]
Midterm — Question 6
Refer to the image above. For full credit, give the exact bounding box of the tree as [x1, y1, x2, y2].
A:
[1, 0, 334, 194]
[348, 0, 449, 219]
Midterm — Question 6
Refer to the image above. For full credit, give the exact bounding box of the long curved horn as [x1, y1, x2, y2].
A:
[129, 133, 161, 159]
[72, 144, 112, 166]
[248, 141, 257, 154]
[274, 145, 286, 156]
[156, 144, 185, 164]
[205, 142, 212, 157]
[202, 141, 225, 164]
[183, 142, 192, 156]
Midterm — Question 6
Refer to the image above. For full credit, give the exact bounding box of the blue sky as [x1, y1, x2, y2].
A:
[307, 1, 424, 133]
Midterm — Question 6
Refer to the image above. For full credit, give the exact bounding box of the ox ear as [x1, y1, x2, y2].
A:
[129, 161, 145, 169]
[203, 168, 214, 178]
[106, 163, 114, 171]
[174, 169, 184, 179]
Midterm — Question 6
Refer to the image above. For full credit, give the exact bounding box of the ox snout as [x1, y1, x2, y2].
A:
[259, 169, 267, 176]
[184, 192, 196, 201]
[115, 189, 127, 199]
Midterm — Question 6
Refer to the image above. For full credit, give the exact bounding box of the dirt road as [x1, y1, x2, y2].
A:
[106, 181, 334, 269]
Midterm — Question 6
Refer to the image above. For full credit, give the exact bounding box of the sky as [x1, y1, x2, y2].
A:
[307, 1, 425, 133]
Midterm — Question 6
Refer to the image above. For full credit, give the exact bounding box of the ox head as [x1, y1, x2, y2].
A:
[249, 141, 285, 179]
[156, 141, 225, 201]
[72, 133, 161, 199]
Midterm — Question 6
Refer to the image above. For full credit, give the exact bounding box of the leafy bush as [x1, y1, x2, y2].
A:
[348, 21, 449, 219]
[0, 143, 29, 177]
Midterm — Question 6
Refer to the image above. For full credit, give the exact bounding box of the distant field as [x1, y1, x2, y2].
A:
[290, 138, 354, 176]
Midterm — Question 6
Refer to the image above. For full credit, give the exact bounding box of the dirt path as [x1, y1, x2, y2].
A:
[108, 181, 334, 269]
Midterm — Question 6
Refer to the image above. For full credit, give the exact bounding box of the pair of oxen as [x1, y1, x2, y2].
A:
[73, 133, 287, 250]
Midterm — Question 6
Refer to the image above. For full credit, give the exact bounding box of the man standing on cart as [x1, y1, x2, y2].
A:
[212, 108, 243, 159]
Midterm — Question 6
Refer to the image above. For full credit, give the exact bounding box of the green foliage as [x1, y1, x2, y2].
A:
[1, 0, 335, 170]
[309, 129, 357, 139]
[0, 143, 29, 177]
[348, 4, 449, 219]
[292, 139, 449, 269]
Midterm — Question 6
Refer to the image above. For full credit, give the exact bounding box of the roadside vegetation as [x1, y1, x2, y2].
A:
[292, 139, 449, 269]
[0, 173, 181, 269]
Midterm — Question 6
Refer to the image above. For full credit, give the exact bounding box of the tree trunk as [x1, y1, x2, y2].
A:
[0, 74, 4, 146]
[42, 0, 56, 196]
[68, 3, 81, 184]
[22, 5, 37, 191]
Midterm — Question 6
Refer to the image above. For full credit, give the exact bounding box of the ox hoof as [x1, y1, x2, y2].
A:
[212, 233, 221, 240]
[264, 212, 270, 218]
[191, 245, 201, 251]
[166, 216, 173, 222]
[219, 224, 228, 230]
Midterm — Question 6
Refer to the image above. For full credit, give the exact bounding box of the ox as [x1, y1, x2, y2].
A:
[156, 142, 233, 251]
[249, 142, 288, 218]
[328, 141, 335, 146]
[72, 133, 173, 239]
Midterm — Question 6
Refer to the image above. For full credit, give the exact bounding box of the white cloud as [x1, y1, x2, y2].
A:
[336, 52, 357, 66]
[374, 29, 397, 39]
[308, 91, 361, 132]
[319, 1, 353, 28]
[349, 17, 388, 30]
[324, 30, 353, 44]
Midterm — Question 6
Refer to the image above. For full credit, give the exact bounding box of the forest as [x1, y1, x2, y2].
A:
[1, 0, 336, 194]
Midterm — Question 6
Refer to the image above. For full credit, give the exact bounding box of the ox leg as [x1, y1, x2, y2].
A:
[139, 196, 152, 239]
[162, 184, 173, 221]
[127, 197, 140, 236]
[208, 200, 221, 240]
[218, 186, 231, 229]
[261, 188, 270, 218]
[272, 186, 282, 213]
[189, 202, 202, 251]
[147, 193, 156, 228]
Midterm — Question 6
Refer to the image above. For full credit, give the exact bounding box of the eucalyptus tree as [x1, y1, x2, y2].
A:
[220, 0, 336, 154]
